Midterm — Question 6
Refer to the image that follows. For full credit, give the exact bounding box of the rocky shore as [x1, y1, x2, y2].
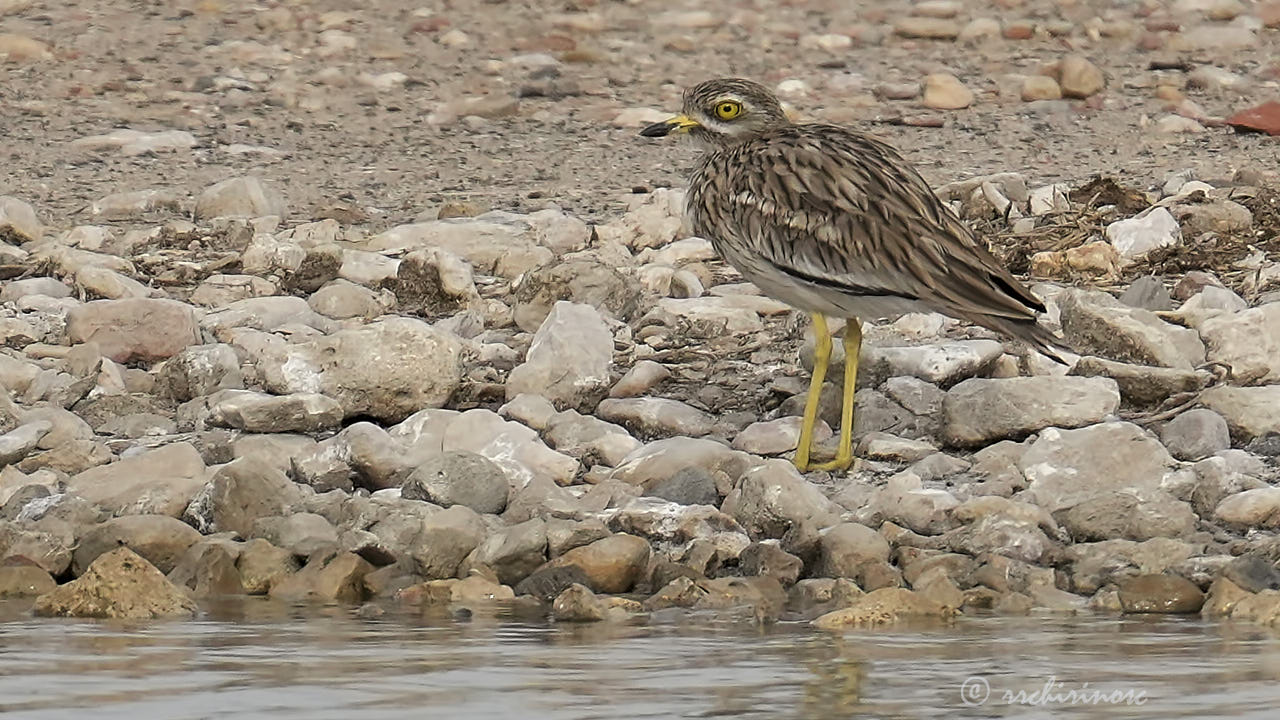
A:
[1, 163, 1279, 629]
[1, 0, 1280, 630]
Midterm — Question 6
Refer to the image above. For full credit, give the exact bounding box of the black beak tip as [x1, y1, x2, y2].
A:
[639, 122, 673, 138]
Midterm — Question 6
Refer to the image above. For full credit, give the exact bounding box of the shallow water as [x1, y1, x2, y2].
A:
[2, 601, 1279, 720]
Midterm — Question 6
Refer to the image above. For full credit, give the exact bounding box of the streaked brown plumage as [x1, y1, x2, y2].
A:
[641, 78, 1065, 471]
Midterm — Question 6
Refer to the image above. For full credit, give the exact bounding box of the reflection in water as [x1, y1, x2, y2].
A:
[1, 599, 1279, 719]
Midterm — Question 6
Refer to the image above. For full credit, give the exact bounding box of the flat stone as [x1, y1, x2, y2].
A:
[208, 391, 344, 433]
[1067, 356, 1204, 407]
[1058, 288, 1204, 369]
[732, 416, 829, 456]
[66, 299, 200, 364]
[33, 547, 197, 619]
[65, 442, 206, 517]
[857, 340, 1005, 388]
[596, 397, 714, 439]
[72, 514, 202, 576]
[942, 376, 1120, 447]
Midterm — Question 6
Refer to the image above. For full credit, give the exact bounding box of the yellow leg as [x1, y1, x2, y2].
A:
[794, 314, 831, 472]
[809, 319, 861, 472]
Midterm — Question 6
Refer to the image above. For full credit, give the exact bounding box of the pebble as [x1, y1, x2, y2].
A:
[921, 73, 974, 109]
[596, 398, 715, 439]
[1021, 76, 1062, 101]
[1056, 55, 1106, 98]
[732, 416, 831, 455]
[894, 17, 962, 39]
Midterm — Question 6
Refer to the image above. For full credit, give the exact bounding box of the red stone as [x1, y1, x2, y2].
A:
[1226, 101, 1280, 136]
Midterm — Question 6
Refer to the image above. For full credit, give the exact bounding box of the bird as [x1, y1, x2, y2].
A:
[639, 78, 1066, 473]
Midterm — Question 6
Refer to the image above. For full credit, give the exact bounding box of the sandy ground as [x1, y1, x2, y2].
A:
[3, 0, 1280, 233]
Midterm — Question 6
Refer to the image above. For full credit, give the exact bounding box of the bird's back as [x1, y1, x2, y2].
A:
[686, 123, 1062, 357]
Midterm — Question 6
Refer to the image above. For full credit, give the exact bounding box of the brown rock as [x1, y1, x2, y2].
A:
[72, 514, 202, 576]
[0, 563, 56, 597]
[552, 582, 608, 621]
[813, 587, 955, 628]
[210, 459, 304, 538]
[65, 442, 206, 517]
[268, 551, 373, 604]
[1021, 75, 1062, 101]
[1226, 101, 1280, 136]
[1201, 576, 1250, 617]
[1117, 573, 1205, 613]
[66, 299, 200, 364]
[236, 538, 301, 594]
[544, 533, 650, 593]
[922, 73, 974, 109]
[1056, 55, 1105, 98]
[168, 542, 245, 597]
[32, 547, 197, 619]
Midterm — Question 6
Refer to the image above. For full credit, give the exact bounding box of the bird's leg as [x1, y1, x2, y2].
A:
[794, 314, 832, 472]
[809, 318, 861, 472]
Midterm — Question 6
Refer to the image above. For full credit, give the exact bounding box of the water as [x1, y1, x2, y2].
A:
[2, 600, 1279, 719]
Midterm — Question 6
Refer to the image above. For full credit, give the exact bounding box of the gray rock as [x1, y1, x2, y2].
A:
[545, 518, 611, 558]
[402, 451, 510, 515]
[251, 513, 340, 557]
[1058, 491, 1197, 542]
[543, 410, 641, 467]
[644, 466, 720, 506]
[0, 521, 73, 576]
[258, 316, 463, 422]
[195, 176, 286, 220]
[407, 408, 578, 488]
[609, 360, 672, 399]
[732, 416, 827, 456]
[0, 421, 52, 466]
[610, 436, 753, 493]
[308, 279, 389, 320]
[865, 472, 960, 535]
[596, 397, 715, 438]
[514, 564, 593, 602]
[1105, 207, 1180, 263]
[512, 255, 641, 333]
[1199, 385, 1280, 441]
[209, 459, 304, 537]
[1068, 356, 1204, 407]
[1064, 538, 1197, 594]
[1160, 408, 1231, 461]
[502, 476, 583, 524]
[813, 523, 891, 580]
[167, 541, 245, 597]
[1172, 199, 1252, 236]
[33, 547, 197, 619]
[208, 391, 344, 433]
[190, 273, 279, 308]
[88, 188, 184, 220]
[942, 376, 1120, 447]
[722, 460, 841, 539]
[341, 422, 416, 491]
[1200, 304, 1280, 384]
[75, 266, 150, 300]
[72, 514, 202, 576]
[1117, 574, 1204, 614]
[409, 505, 487, 579]
[1, 277, 71, 302]
[0, 564, 56, 598]
[66, 299, 200, 365]
[65, 442, 207, 517]
[739, 542, 803, 586]
[156, 344, 244, 402]
[365, 215, 552, 279]
[1019, 422, 1178, 514]
[1059, 288, 1204, 369]
[463, 517, 548, 585]
[1119, 276, 1173, 312]
[235, 433, 318, 476]
[859, 340, 1005, 388]
[498, 394, 558, 431]
[385, 246, 477, 314]
[506, 301, 613, 412]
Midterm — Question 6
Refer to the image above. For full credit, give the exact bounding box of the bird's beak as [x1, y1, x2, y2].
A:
[640, 114, 700, 137]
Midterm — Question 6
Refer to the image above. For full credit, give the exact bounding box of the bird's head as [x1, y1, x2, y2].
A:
[640, 78, 790, 148]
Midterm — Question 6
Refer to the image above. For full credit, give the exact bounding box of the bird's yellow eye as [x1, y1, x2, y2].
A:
[714, 101, 742, 120]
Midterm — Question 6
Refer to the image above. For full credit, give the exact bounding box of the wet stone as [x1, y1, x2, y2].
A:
[1117, 574, 1205, 614]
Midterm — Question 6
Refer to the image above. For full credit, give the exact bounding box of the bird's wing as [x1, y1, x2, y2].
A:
[692, 126, 1045, 323]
